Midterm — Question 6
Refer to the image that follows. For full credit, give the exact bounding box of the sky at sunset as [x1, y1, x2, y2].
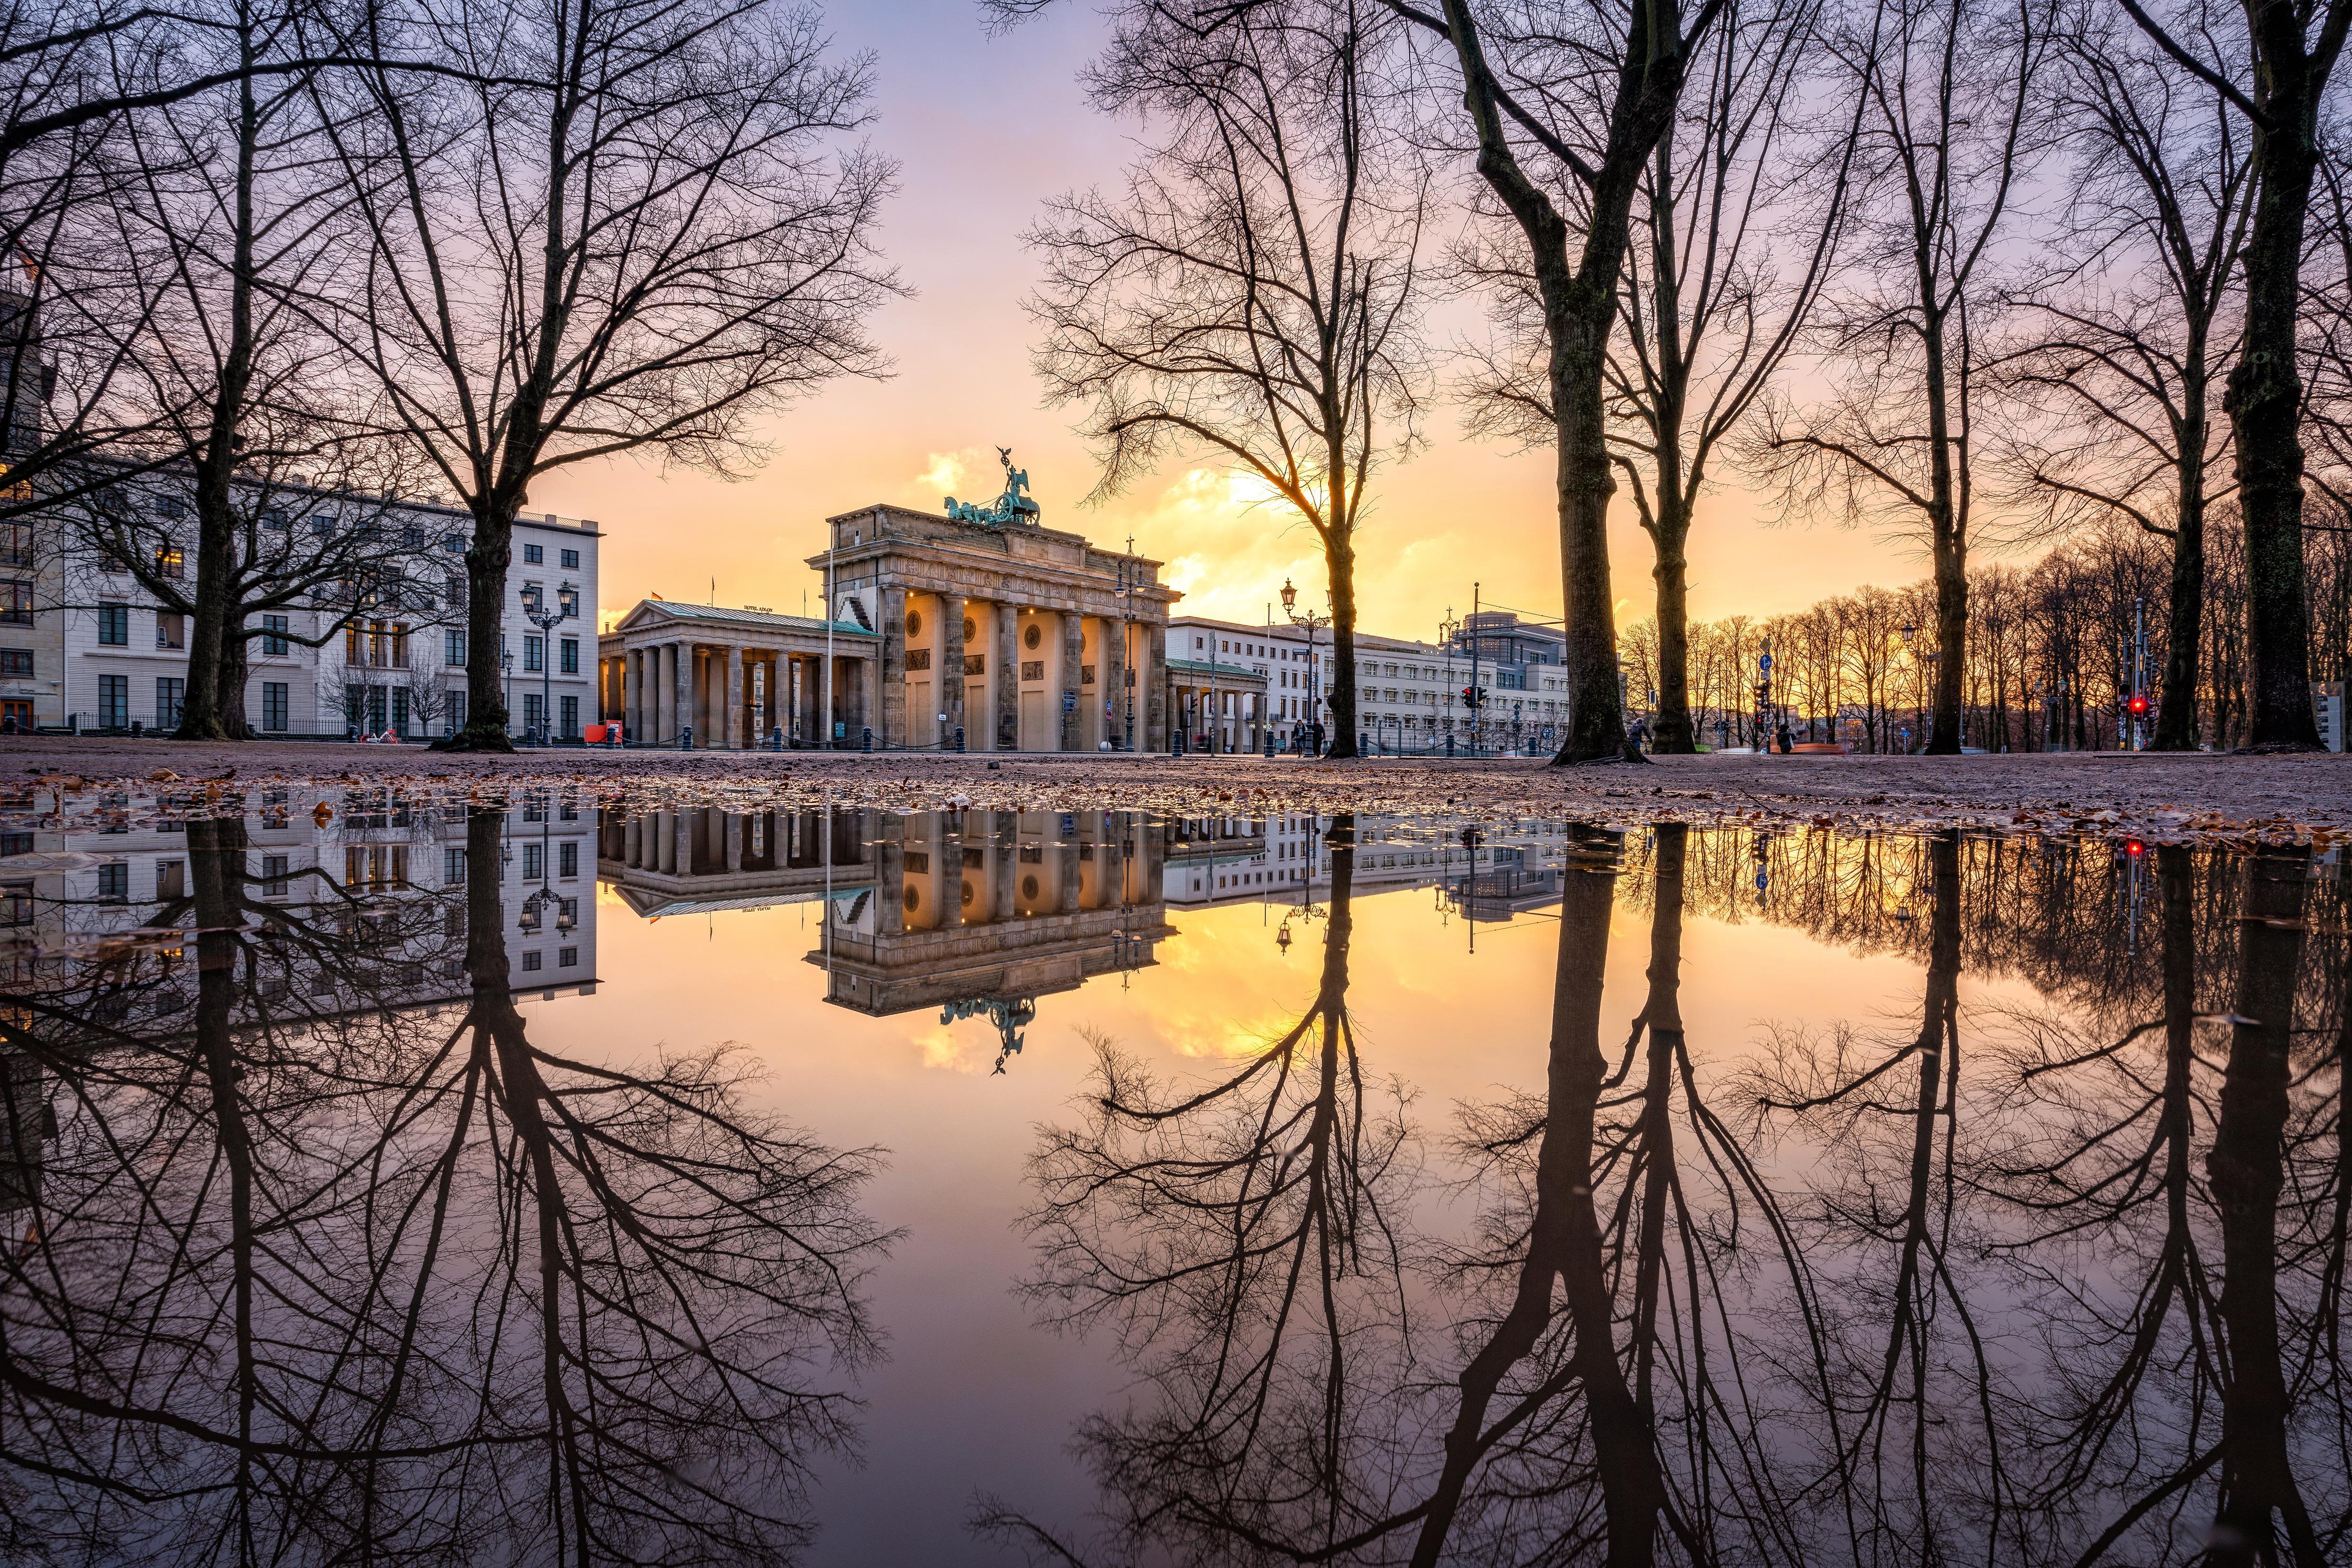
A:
[550, 0, 1928, 639]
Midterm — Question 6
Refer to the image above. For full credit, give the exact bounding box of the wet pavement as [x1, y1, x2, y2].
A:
[0, 783, 2343, 1565]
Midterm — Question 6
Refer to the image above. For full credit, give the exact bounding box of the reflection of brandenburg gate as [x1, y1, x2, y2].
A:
[810, 811, 1172, 1022]
[596, 808, 878, 917]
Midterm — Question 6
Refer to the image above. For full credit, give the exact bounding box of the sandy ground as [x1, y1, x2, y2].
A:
[7, 736, 2351, 845]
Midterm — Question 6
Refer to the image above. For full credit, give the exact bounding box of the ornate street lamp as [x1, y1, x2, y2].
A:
[1280, 576, 1331, 754]
[519, 579, 579, 745]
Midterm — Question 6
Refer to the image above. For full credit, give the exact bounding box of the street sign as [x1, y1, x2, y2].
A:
[1062, 690, 1076, 714]
[1759, 653, 1772, 671]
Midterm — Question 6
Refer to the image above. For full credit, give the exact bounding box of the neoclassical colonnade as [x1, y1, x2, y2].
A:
[823, 502, 1179, 752]
[887, 593, 1147, 751]
[1165, 656, 1271, 754]
[599, 603, 877, 748]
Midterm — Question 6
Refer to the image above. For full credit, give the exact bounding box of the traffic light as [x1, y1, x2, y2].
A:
[2127, 692, 2150, 717]
[1461, 685, 1488, 710]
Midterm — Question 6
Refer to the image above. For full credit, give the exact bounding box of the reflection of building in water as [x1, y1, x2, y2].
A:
[597, 807, 876, 918]
[813, 811, 1173, 1071]
[0, 785, 600, 1004]
[0, 785, 600, 1214]
[1162, 813, 1564, 915]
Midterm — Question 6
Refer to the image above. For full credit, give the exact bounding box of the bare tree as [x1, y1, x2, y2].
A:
[1389, 0, 1730, 763]
[1459, 0, 1851, 753]
[322, 0, 897, 750]
[2114, 0, 2351, 749]
[1026, 0, 1429, 761]
[1992, 0, 2250, 750]
[1751, 0, 2049, 753]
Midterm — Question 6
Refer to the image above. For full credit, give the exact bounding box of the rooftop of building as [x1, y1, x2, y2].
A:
[604, 600, 874, 637]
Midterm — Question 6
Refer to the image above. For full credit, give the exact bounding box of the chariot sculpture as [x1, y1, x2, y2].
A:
[945, 446, 1042, 528]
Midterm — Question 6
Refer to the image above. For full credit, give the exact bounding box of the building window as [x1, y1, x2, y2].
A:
[523, 543, 543, 564]
[261, 681, 288, 731]
[261, 614, 288, 655]
[522, 841, 543, 880]
[558, 840, 578, 878]
[156, 546, 184, 578]
[444, 574, 464, 608]
[261, 853, 289, 896]
[156, 612, 184, 649]
[445, 628, 467, 666]
[96, 861, 127, 902]
[523, 635, 542, 673]
[156, 677, 184, 729]
[558, 945, 577, 967]
[521, 949, 543, 971]
[97, 673, 128, 728]
[560, 694, 577, 735]
[523, 691, 544, 732]
[0, 579, 30, 626]
[559, 637, 577, 674]
[449, 690, 467, 730]
[560, 548, 579, 569]
[0, 648, 28, 678]
[444, 847, 467, 883]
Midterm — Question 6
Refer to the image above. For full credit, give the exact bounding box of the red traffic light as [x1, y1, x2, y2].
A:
[2127, 693, 2150, 715]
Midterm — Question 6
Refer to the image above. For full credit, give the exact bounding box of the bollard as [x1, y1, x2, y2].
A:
[956, 725, 966, 752]
[861, 725, 873, 752]
[678, 724, 692, 751]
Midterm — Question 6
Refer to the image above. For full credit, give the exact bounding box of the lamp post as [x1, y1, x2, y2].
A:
[519, 579, 577, 745]
[499, 647, 514, 740]
[1280, 577, 1330, 755]
[1900, 621, 1920, 752]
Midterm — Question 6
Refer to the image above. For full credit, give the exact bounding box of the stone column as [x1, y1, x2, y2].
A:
[652, 646, 667, 741]
[623, 815, 641, 868]
[725, 814, 743, 871]
[940, 594, 966, 748]
[1145, 623, 1168, 751]
[1102, 616, 1127, 749]
[624, 649, 641, 739]
[1058, 609, 1083, 752]
[878, 585, 907, 750]
[994, 606, 1019, 750]
[725, 645, 744, 749]
[655, 810, 677, 874]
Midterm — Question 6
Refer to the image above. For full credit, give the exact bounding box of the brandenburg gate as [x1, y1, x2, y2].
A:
[600, 452, 1178, 750]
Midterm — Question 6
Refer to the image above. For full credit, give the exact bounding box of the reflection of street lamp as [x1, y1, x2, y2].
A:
[520, 579, 579, 745]
[1280, 577, 1331, 754]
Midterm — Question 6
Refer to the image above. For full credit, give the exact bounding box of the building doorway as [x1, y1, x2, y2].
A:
[1019, 689, 1046, 750]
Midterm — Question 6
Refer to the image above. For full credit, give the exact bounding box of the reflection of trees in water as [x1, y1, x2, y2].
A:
[1647, 828, 2349, 1038]
[1969, 843, 2347, 1567]
[0, 806, 889, 1566]
[985, 813, 1428, 1563]
[1002, 824, 2349, 1567]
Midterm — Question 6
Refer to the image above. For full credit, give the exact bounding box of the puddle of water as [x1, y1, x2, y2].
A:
[0, 787, 2343, 1566]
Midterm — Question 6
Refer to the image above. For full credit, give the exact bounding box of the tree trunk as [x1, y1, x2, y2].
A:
[219, 630, 251, 738]
[2232, 110, 2322, 749]
[1325, 533, 1359, 758]
[1551, 278, 1636, 762]
[444, 501, 515, 751]
[2154, 485, 2206, 749]
[1652, 525, 1695, 752]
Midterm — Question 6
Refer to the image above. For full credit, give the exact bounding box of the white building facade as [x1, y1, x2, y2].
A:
[38, 493, 599, 740]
